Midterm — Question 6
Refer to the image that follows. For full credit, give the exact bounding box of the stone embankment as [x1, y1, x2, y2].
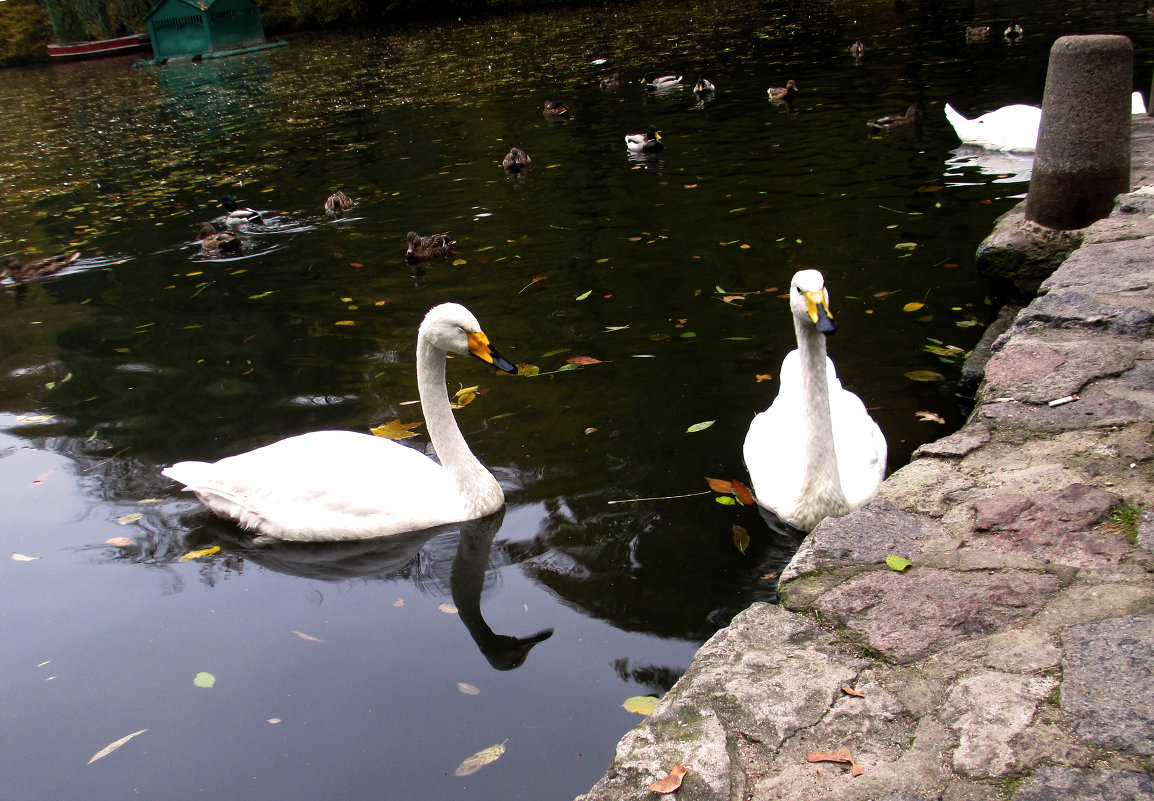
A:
[576, 118, 1154, 801]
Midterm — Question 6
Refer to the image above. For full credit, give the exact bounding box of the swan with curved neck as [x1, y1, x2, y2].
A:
[162, 303, 517, 542]
[743, 270, 886, 532]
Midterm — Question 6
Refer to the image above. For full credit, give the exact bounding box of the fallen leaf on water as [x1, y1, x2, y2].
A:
[566, 356, 603, 366]
[179, 546, 220, 562]
[451, 386, 479, 409]
[575, 290, 592, 301]
[873, 290, 899, 299]
[807, 746, 865, 776]
[370, 419, 424, 440]
[88, 729, 147, 764]
[11, 553, 40, 561]
[105, 537, 134, 547]
[585, 427, 598, 435]
[686, 420, 714, 433]
[439, 603, 459, 614]
[118, 513, 143, 525]
[755, 373, 773, 382]
[706, 477, 734, 494]
[761, 571, 780, 580]
[267, 718, 282, 725]
[841, 685, 865, 698]
[452, 259, 467, 266]
[334, 320, 355, 326]
[904, 370, 946, 383]
[733, 524, 750, 554]
[17, 414, 56, 424]
[915, 410, 946, 424]
[895, 242, 918, 251]
[393, 598, 405, 607]
[886, 554, 913, 572]
[623, 695, 660, 715]
[732, 480, 755, 506]
[902, 301, 925, 313]
[649, 764, 687, 794]
[458, 682, 481, 696]
[291, 630, 325, 643]
[454, 739, 508, 776]
[193, 671, 216, 688]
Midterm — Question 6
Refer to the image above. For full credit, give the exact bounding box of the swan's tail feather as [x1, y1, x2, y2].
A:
[163, 461, 266, 522]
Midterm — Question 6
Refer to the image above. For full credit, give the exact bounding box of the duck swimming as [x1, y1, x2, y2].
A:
[767, 79, 798, 102]
[743, 270, 886, 532]
[642, 73, 683, 90]
[163, 303, 518, 541]
[406, 230, 455, 261]
[1, 251, 80, 283]
[625, 124, 663, 153]
[542, 100, 570, 119]
[501, 147, 532, 172]
[194, 222, 241, 254]
[693, 77, 716, 95]
[868, 104, 918, 132]
[220, 196, 264, 226]
[324, 190, 355, 213]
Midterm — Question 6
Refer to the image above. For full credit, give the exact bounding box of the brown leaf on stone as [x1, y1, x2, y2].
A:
[807, 747, 864, 776]
[841, 685, 865, 698]
[649, 764, 687, 794]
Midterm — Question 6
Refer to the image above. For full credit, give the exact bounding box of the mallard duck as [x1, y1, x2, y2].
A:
[1, 251, 80, 283]
[542, 99, 570, 119]
[501, 147, 532, 172]
[943, 103, 1039, 151]
[867, 104, 918, 132]
[767, 79, 798, 102]
[324, 190, 354, 213]
[743, 270, 886, 532]
[1004, 22, 1023, 40]
[850, 41, 865, 57]
[693, 77, 716, 95]
[625, 125, 663, 153]
[406, 230, 455, 261]
[642, 73, 683, 90]
[220, 196, 264, 226]
[194, 222, 241, 254]
[965, 25, 990, 40]
[599, 72, 621, 89]
[162, 303, 518, 541]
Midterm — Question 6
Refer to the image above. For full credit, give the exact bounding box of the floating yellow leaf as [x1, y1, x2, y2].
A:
[193, 672, 216, 688]
[452, 259, 467, 266]
[458, 682, 481, 696]
[88, 729, 147, 764]
[267, 718, 282, 725]
[17, 414, 55, 424]
[370, 419, 424, 440]
[105, 537, 134, 547]
[915, 410, 946, 424]
[454, 739, 508, 776]
[439, 603, 458, 614]
[451, 386, 480, 409]
[576, 290, 592, 300]
[904, 370, 945, 382]
[179, 546, 220, 562]
[686, 420, 714, 433]
[894, 242, 918, 251]
[335, 320, 355, 326]
[117, 513, 143, 526]
[886, 554, 913, 572]
[649, 764, 687, 794]
[902, 301, 925, 313]
[623, 695, 660, 715]
[11, 553, 40, 561]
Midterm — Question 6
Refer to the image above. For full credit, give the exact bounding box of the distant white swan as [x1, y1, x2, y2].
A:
[743, 270, 886, 532]
[163, 303, 517, 542]
[945, 92, 1147, 152]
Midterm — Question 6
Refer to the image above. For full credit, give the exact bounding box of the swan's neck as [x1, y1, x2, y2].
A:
[795, 317, 850, 523]
[416, 341, 503, 517]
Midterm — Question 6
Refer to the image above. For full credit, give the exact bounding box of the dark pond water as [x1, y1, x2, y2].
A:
[3, 1, 1154, 798]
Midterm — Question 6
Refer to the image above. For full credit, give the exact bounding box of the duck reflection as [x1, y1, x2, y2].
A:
[219, 508, 553, 670]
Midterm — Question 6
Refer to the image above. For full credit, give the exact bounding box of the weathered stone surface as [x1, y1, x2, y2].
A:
[912, 425, 990, 460]
[968, 483, 1127, 567]
[1061, 614, 1154, 755]
[1014, 767, 1154, 800]
[982, 332, 1134, 402]
[939, 671, 1057, 778]
[783, 500, 950, 579]
[975, 203, 1082, 299]
[980, 380, 1146, 430]
[815, 569, 1061, 663]
[1013, 290, 1154, 337]
[1038, 236, 1154, 298]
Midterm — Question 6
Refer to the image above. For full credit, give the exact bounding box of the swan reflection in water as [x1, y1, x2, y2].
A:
[220, 508, 553, 670]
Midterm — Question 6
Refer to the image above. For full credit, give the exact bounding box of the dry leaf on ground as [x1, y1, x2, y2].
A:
[649, 764, 687, 794]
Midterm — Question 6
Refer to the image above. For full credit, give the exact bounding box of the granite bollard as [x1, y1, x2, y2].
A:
[1026, 35, 1132, 230]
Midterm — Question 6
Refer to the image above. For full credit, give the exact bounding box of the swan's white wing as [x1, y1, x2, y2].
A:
[742, 351, 810, 522]
[163, 431, 466, 541]
[829, 384, 887, 508]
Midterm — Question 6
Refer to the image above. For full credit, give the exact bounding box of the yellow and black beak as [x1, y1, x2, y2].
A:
[805, 290, 837, 334]
[467, 331, 518, 374]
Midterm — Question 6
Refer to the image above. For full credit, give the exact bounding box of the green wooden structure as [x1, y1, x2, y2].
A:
[145, 0, 279, 61]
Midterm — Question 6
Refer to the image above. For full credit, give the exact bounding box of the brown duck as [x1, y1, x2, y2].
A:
[405, 230, 455, 261]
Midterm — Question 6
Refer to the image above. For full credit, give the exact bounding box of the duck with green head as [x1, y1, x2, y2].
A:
[625, 125, 663, 153]
[220, 196, 264, 226]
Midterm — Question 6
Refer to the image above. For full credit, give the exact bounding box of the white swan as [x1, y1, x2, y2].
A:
[945, 93, 1148, 152]
[162, 303, 517, 542]
[743, 270, 886, 532]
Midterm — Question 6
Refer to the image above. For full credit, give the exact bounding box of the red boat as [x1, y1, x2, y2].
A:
[46, 32, 150, 61]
